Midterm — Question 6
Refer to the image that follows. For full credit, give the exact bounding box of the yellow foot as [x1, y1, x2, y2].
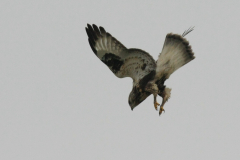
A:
[159, 106, 165, 116]
[154, 102, 160, 110]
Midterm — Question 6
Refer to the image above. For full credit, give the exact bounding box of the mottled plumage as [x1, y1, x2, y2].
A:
[86, 24, 195, 115]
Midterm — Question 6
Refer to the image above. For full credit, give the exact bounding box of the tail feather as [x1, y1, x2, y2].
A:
[182, 26, 195, 37]
[156, 30, 195, 79]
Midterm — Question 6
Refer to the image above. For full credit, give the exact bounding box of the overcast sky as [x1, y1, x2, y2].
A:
[1, 0, 240, 159]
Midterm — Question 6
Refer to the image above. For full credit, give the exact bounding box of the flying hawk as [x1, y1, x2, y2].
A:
[86, 24, 195, 115]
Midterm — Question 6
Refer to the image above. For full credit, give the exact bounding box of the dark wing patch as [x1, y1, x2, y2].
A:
[101, 53, 124, 74]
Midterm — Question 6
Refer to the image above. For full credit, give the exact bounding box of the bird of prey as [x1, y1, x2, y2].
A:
[85, 24, 195, 115]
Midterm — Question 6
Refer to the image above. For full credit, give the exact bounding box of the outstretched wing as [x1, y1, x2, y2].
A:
[86, 24, 156, 82]
[155, 28, 195, 80]
[86, 24, 127, 59]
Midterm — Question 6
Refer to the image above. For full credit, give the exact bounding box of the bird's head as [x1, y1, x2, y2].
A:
[128, 86, 151, 110]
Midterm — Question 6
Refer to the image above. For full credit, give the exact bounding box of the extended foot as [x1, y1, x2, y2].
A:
[159, 106, 165, 115]
[154, 102, 160, 110]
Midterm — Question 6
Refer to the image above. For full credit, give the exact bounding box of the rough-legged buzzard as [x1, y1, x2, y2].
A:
[86, 24, 195, 115]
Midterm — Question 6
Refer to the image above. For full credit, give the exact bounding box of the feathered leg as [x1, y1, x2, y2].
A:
[153, 93, 160, 110]
[159, 87, 171, 115]
[145, 82, 160, 110]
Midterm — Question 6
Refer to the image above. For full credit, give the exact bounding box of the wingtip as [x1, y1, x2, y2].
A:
[87, 24, 98, 28]
[99, 26, 106, 35]
[87, 24, 93, 32]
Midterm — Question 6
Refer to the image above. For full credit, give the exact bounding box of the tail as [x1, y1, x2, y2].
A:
[155, 28, 195, 79]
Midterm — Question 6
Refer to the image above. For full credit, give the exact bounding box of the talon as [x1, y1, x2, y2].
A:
[159, 106, 165, 115]
[154, 102, 160, 110]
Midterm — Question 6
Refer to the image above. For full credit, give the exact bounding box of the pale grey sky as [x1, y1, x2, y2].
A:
[1, 0, 240, 159]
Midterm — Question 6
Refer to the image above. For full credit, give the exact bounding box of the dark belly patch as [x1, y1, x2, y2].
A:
[139, 70, 156, 90]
